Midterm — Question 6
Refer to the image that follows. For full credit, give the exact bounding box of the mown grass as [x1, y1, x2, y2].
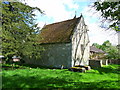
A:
[1, 64, 120, 89]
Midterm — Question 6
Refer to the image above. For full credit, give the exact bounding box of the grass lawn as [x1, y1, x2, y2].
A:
[1, 64, 120, 89]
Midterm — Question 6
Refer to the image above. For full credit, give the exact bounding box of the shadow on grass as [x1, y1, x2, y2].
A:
[2, 63, 54, 71]
[2, 74, 120, 89]
[92, 65, 120, 74]
[19, 63, 50, 69]
[2, 63, 62, 70]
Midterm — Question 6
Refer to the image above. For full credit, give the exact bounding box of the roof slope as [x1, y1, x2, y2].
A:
[39, 16, 81, 44]
[90, 46, 105, 53]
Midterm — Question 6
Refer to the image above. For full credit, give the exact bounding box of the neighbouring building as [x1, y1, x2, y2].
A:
[25, 15, 90, 68]
[90, 46, 105, 60]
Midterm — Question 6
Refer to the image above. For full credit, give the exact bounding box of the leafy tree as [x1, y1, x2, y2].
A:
[93, 1, 120, 31]
[1, 1, 43, 61]
[92, 40, 119, 59]
[100, 40, 111, 51]
[92, 43, 101, 49]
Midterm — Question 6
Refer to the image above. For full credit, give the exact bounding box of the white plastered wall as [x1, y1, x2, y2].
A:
[71, 16, 90, 66]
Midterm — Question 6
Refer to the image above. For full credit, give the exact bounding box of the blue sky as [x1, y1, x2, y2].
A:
[23, 0, 118, 45]
[35, 1, 92, 25]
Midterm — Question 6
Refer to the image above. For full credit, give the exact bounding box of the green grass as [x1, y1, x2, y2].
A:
[1, 64, 120, 89]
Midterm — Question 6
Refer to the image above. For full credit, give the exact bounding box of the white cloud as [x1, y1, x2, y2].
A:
[81, 4, 102, 23]
[88, 23, 118, 45]
[21, 0, 79, 29]
[61, 0, 79, 9]
[22, 0, 78, 22]
[21, 0, 118, 45]
[37, 21, 46, 29]
[81, 5, 118, 45]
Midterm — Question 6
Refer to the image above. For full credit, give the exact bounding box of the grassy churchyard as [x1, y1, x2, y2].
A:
[2, 64, 120, 89]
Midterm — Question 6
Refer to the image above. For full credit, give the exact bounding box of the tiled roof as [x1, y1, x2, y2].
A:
[90, 46, 105, 53]
[39, 16, 81, 44]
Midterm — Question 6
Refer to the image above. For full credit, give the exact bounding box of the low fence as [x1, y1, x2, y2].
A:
[89, 59, 120, 68]
[108, 59, 120, 64]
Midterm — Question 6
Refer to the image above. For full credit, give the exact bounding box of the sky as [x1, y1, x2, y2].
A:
[22, 0, 118, 45]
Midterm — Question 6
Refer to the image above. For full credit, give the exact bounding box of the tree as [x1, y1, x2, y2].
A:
[92, 40, 119, 59]
[93, 1, 120, 31]
[1, 1, 43, 61]
[92, 43, 101, 49]
[101, 41, 119, 59]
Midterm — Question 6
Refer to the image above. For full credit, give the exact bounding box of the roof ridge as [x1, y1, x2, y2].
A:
[45, 17, 80, 26]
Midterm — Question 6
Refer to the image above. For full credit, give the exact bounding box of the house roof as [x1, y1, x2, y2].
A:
[39, 16, 81, 44]
[90, 46, 105, 53]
